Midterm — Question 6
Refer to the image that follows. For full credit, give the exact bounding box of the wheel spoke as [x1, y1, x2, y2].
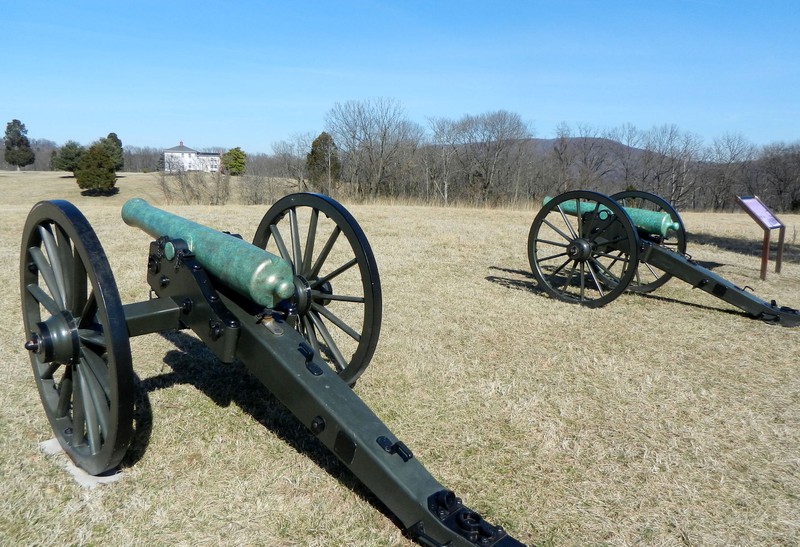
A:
[310, 302, 361, 342]
[301, 208, 319, 276]
[40, 361, 61, 380]
[79, 351, 111, 438]
[26, 283, 61, 316]
[71, 371, 86, 448]
[548, 257, 571, 277]
[80, 346, 111, 399]
[76, 366, 102, 454]
[556, 206, 578, 239]
[56, 369, 73, 418]
[535, 237, 569, 248]
[78, 290, 98, 329]
[590, 256, 623, 282]
[579, 262, 586, 301]
[558, 262, 578, 294]
[312, 257, 357, 288]
[643, 261, 662, 279]
[29, 247, 66, 310]
[309, 226, 341, 279]
[301, 315, 321, 355]
[586, 260, 609, 295]
[39, 225, 68, 308]
[79, 328, 107, 348]
[308, 311, 348, 372]
[311, 291, 364, 304]
[542, 218, 575, 243]
[603, 250, 624, 271]
[593, 249, 632, 263]
[288, 208, 302, 269]
[269, 224, 294, 269]
[536, 250, 569, 264]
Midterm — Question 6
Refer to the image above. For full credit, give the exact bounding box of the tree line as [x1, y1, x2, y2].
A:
[4, 101, 800, 211]
[255, 100, 800, 212]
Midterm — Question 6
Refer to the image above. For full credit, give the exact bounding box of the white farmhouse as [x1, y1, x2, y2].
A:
[163, 142, 221, 173]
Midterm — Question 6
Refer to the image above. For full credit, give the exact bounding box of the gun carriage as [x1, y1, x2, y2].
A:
[21, 194, 524, 547]
[527, 190, 800, 326]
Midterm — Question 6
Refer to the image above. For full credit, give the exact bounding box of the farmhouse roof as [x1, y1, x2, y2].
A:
[164, 141, 196, 153]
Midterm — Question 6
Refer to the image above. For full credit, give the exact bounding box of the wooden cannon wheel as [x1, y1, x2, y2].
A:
[610, 190, 687, 293]
[527, 190, 640, 308]
[21, 200, 134, 475]
[253, 193, 382, 386]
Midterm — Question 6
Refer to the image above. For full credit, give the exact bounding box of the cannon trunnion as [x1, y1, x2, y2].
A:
[527, 190, 799, 326]
[21, 194, 525, 547]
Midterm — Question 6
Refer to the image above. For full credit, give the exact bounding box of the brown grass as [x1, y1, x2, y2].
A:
[2, 172, 799, 545]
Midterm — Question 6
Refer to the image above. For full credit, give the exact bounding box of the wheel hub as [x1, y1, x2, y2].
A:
[293, 276, 333, 315]
[567, 238, 593, 261]
[25, 310, 80, 363]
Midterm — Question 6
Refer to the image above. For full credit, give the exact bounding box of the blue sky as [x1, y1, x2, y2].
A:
[2, 1, 798, 153]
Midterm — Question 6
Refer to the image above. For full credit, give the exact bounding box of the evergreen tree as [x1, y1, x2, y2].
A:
[4, 119, 36, 170]
[52, 140, 86, 175]
[222, 147, 246, 175]
[306, 132, 341, 192]
[76, 143, 117, 194]
[101, 132, 124, 171]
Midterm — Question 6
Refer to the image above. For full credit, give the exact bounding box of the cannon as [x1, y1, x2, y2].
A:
[21, 193, 525, 547]
[527, 190, 800, 326]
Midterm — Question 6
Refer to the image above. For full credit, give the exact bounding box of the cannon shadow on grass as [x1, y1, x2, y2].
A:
[485, 265, 749, 319]
[121, 330, 398, 527]
[485, 266, 544, 294]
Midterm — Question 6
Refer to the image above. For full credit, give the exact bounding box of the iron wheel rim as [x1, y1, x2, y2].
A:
[21, 200, 133, 475]
[253, 193, 381, 385]
[527, 190, 640, 308]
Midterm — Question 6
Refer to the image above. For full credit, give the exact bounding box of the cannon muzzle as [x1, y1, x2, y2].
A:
[122, 198, 294, 308]
[543, 195, 681, 238]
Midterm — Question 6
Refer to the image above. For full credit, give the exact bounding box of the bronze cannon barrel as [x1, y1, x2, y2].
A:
[122, 198, 294, 308]
[543, 196, 680, 238]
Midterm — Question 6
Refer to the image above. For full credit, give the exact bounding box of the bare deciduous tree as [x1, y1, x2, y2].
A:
[760, 142, 800, 211]
[604, 124, 644, 191]
[326, 98, 422, 199]
[124, 145, 162, 172]
[699, 133, 756, 210]
[272, 133, 312, 190]
[447, 110, 532, 203]
[639, 124, 705, 208]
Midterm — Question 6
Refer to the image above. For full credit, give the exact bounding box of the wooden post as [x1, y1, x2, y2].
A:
[776, 225, 785, 274]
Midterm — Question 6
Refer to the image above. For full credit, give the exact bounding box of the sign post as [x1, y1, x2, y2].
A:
[736, 195, 785, 280]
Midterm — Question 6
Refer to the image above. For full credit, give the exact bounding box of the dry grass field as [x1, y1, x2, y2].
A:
[1, 171, 799, 546]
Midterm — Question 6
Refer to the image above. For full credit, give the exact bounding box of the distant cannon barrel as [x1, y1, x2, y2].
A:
[121, 198, 294, 308]
[543, 195, 681, 238]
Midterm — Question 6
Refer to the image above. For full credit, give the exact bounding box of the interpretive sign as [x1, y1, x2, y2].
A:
[736, 195, 785, 280]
